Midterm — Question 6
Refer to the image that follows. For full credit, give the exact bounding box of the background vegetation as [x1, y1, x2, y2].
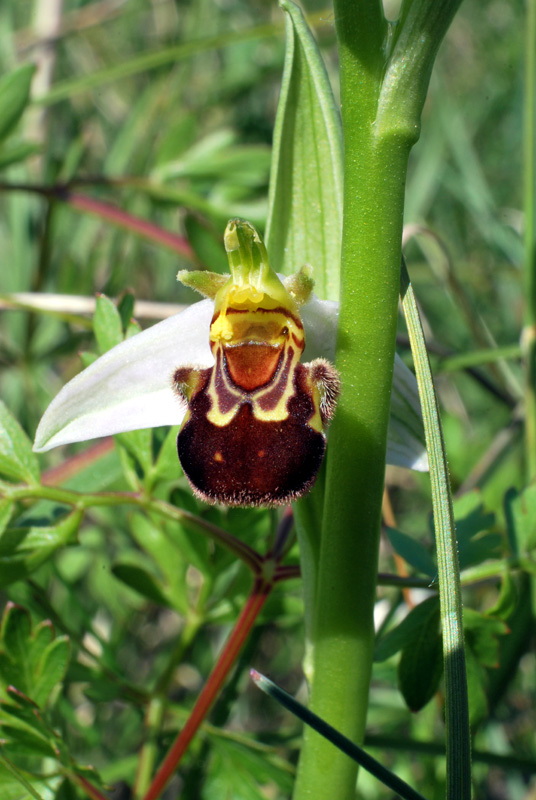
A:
[0, 1, 533, 799]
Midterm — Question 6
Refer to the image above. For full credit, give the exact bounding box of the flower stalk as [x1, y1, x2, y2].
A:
[293, 2, 463, 798]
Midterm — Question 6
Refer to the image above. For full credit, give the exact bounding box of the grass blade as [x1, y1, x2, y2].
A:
[250, 670, 429, 800]
[400, 258, 471, 800]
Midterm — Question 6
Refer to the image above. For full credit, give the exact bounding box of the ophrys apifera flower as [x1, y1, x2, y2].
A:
[34, 219, 427, 506]
[173, 219, 340, 505]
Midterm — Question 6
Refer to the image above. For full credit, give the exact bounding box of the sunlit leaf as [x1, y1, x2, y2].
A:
[93, 294, 124, 354]
[0, 604, 70, 707]
[0, 401, 40, 485]
[0, 511, 82, 587]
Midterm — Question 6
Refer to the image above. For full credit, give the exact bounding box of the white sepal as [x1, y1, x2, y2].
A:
[388, 354, 428, 472]
[34, 300, 214, 452]
[300, 297, 428, 471]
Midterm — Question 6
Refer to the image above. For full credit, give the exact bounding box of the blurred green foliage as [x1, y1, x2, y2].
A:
[0, 1, 534, 799]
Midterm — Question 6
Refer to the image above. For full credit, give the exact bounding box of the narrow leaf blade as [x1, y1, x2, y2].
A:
[265, 0, 342, 301]
[400, 260, 471, 796]
[0, 64, 35, 144]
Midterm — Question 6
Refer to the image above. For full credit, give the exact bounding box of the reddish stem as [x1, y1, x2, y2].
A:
[0, 181, 195, 260]
[142, 577, 272, 800]
[68, 193, 194, 259]
[72, 775, 110, 800]
[42, 438, 114, 485]
[275, 564, 301, 581]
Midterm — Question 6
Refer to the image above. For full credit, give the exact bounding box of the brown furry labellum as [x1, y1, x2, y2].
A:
[172, 220, 340, 507]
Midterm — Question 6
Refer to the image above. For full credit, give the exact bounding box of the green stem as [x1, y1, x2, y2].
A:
[523, 0, 536, 479]
[134, 697, 165, 800]
[294, 4, 403, 797]
[293, 3, 462, 798]
[2, 483, 263, 571]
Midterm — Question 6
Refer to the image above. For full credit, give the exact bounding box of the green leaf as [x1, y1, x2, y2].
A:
[93, 294, 123, 354]
[374, 596, 440, 662]
[38, 24, 280, 106]
[0, 722, 58, 759]
[0, 141, 41, 171]
[112, 563, 171, 608]
[31, 636, 71, 709]
[265, 0, 342, 302]
[462, 606, 509, 729]
[0, 500, 14, 535]
[0, 692, 70, 762]
[0, 401, 40, 485]
[205, 737, 294, 800]
[117, 291, 136, 332]
[0, 604, 70, 707]
[0, 757, 61, 800]
[115, 428, 153, 476]
[78, 351, 98, 369]
[125, 318, 142, 339]
[398, 602, 442, 711]
[486, 570, 517, 620]
[453, 492, 500, 570]
[153, 427, 182, 482]
[0, 511, 82, 587]
[463, 647, 488, 727]
[505, 483, 536, 554]
[457, 531, 503, 572]
[386, 528, 436, 577]
[0, 64, 35, 145]
[128, 513, 189, 613]
[463, 608, 509, 669]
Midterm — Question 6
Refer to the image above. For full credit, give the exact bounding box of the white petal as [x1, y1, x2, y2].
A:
[34, 299, 214, 452]
[301, 298, 427, 471]
[387, 354, 428, 472]
[301, 295, 338, 361]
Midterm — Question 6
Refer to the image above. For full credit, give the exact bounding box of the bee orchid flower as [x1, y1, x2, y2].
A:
[34, 220, 427, 505]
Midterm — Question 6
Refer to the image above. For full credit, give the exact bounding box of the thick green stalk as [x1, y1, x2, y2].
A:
[294, 5, 404, 798]
[293, 2, 462, 798]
